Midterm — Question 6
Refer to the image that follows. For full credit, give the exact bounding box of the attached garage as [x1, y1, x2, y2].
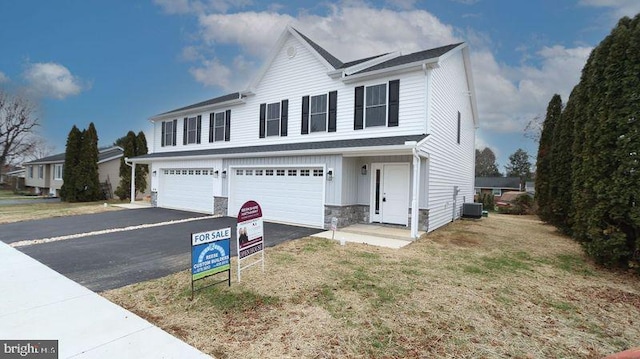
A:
[158, 168, 214, 213]
[228, 166, 325, 228]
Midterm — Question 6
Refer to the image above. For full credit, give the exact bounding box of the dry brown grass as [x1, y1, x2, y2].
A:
[103, 214, 640, 358]
[0, 200, 122, 224]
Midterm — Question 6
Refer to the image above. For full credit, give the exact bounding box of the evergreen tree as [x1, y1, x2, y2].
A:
[76, 122, 102, 202]
[504, 148, 531, 190]
[60, 126, 82, 202]
[475, 147, 502, 177]
[115, 131, 137, 200]
[135, 131, 149, 194]
[535, 94, 562, 222]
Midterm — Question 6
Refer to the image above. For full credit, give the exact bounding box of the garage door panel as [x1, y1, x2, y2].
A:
[159, 169, 214, 214]
[229, 167, 324, 228]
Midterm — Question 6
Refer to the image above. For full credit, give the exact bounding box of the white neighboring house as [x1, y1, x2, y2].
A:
[129, 26, 478, 237]
[24, 146, 124, 197]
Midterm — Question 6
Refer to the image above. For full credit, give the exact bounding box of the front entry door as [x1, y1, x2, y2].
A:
[370, 163, 410, 225]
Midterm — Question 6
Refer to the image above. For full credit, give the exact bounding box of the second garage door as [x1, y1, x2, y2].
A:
[158, 168, 214, 213]
[229, 167, 325, 228]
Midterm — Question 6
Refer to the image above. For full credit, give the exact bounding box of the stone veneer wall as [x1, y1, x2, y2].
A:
[150, 192, 158, 207]
[408, 208, 430, 232]
[324, 205, 370, 229]
[214, 196, 228, 216]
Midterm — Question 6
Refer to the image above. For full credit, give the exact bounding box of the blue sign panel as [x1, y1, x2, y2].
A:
[191, 237, 231, 281]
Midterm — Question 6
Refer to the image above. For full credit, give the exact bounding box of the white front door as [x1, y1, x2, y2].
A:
[370, 163, 410, 225]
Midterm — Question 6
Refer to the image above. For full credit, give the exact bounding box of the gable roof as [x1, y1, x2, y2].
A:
[152, 27, 465, 119]
[475, 177, 521, 189]
[25, 146, 124, 165]
[131, 134, 426, 162]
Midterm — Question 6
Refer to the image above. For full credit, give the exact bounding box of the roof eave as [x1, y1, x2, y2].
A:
[341, 58, 440, 84]
[149, 97, 246, 122]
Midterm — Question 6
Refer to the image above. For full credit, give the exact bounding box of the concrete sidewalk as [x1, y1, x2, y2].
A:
[313, 223, 424, 249]
[0, 242, 211, 359]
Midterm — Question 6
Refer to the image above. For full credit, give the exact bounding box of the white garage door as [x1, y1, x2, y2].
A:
[158, 168, 214, 213]
[229, 167, 325, 228]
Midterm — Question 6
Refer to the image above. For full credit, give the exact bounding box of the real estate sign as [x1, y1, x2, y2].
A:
[190, 227, 231, 297]
[236, 200, 265, 282]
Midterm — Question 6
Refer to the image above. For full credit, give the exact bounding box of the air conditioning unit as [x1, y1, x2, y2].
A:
[462, 203, 483, 219]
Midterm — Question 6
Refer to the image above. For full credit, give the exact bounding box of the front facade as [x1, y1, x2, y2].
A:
[131, 27, 478, 237]
[25, 147, 124, 197]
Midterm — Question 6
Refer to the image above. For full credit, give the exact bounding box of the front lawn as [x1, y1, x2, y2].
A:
[103, 214, 640, 358]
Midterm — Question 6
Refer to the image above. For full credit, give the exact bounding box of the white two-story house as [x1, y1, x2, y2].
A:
[129, 26, 478, 237]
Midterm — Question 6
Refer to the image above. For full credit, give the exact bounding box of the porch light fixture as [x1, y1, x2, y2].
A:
[213, 170, 219, 178]
[327, 168, 334, 181]
[222, 169, 227, 179]
[361, 165, 367, 175]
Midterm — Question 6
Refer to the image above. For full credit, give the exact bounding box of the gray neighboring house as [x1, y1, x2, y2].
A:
[24, 146, 124, 197]
[474, 177, 522, 197]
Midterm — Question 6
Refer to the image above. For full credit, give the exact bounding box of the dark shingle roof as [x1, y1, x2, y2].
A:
[293, 29, 344, 69]
[132, 134, 426, 161]
[352, 43, 462, 75]
[475, 177, 521, 189]
[339, 53, 390, 69]
[25, 147, 123, 165]
[157, 92, 241, 117]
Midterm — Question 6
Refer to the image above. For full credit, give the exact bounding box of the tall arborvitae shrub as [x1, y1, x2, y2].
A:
[535, 94, 562, 222]
[76, 122, 102, 202]
[567, 15, 640, 268]
[60, 126, 82, 202]
[135, 131, 149, 194]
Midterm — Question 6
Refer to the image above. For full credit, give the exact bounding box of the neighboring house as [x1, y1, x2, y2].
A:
[525, 181, 535, 195]
[129, 26, 478, 237]
[475, 177, 522, 197]
[1, 165, 23, 184]
[24, 147, 124, 197]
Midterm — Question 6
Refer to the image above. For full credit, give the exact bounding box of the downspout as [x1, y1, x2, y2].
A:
[124, 157, 135, 204]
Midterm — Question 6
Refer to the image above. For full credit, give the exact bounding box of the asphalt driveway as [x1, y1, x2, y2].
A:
[1, 208, 321, 291]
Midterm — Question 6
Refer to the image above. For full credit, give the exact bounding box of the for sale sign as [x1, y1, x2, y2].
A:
[236, 200, 265, 282]
[190, 228, 231, 298]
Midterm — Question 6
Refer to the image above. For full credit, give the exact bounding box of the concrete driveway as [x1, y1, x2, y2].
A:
[0, 208, 321, 291]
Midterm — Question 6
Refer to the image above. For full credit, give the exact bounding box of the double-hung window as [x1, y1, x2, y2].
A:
[266, 103, 280, 136]
[161, 119, 177, 147]
[209, 110, 231, 143]
[310, 94, 327, 132]
[54, 164, 63, 180]
[38, 165, 43, 179]
[183, 116, 202, 145]
[259, 100, 288, 138]
[214, 113, 225, 141]
[365, 83, 387, 127]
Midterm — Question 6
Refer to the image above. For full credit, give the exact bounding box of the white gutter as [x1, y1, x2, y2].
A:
[124, 157, 135, 204]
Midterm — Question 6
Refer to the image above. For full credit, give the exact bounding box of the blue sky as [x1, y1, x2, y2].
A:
[1, 0, 639, 169]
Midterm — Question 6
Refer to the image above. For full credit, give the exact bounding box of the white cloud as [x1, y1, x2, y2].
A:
[0, 71, 8, 83]
[23, 62, 84, 99]
[189, 55, 254, 90]
[580, 0, 640, 18]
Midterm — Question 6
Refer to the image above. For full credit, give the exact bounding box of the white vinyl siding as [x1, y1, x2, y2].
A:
[424, 50, 476, 232]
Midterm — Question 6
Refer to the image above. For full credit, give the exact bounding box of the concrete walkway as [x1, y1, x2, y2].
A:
[0, 242, 211, 359]
[313, 223, 424, 249]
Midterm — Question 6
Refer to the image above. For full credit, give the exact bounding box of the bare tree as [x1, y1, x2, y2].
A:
[0, 89, 39, 179]
[523, 114, 543, 143]
[22, 135, 55, 162]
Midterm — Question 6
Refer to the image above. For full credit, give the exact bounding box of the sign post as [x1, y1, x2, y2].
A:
[236, 200, 265, 283]
[190, 227, 231, 299]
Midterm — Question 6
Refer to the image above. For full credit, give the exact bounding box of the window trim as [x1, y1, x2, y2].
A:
[38, 165, 44, 179]
[185, 116, 200, 145]
[309, 94, 328, 133]
[266, 102, 281, 137]
[54, 164, 63, 180]
[365, 83, 387, 128]
[162, 119, 177, 147]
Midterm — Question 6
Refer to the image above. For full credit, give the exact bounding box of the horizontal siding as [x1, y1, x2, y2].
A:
[424, 50, 476, 232]
[150, 34, 428, 154]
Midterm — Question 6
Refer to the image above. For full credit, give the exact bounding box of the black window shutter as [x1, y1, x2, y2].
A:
[209, 113, 214, 143]
[280, 99, 288, 136]
[457, 111, 461, 144]
[354, 86, 364, 130]
[225, 110, 231, 141]
[259, 104, 266, 138]
[301, 96, 309, 134]
[183, 117, 188, 145]
[388, 79, 399, 127]
[196, 115, 202, 144]
[172, 119, 177, 146]
[328, 91, 337, 132]
[161, 121, 166, 147]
